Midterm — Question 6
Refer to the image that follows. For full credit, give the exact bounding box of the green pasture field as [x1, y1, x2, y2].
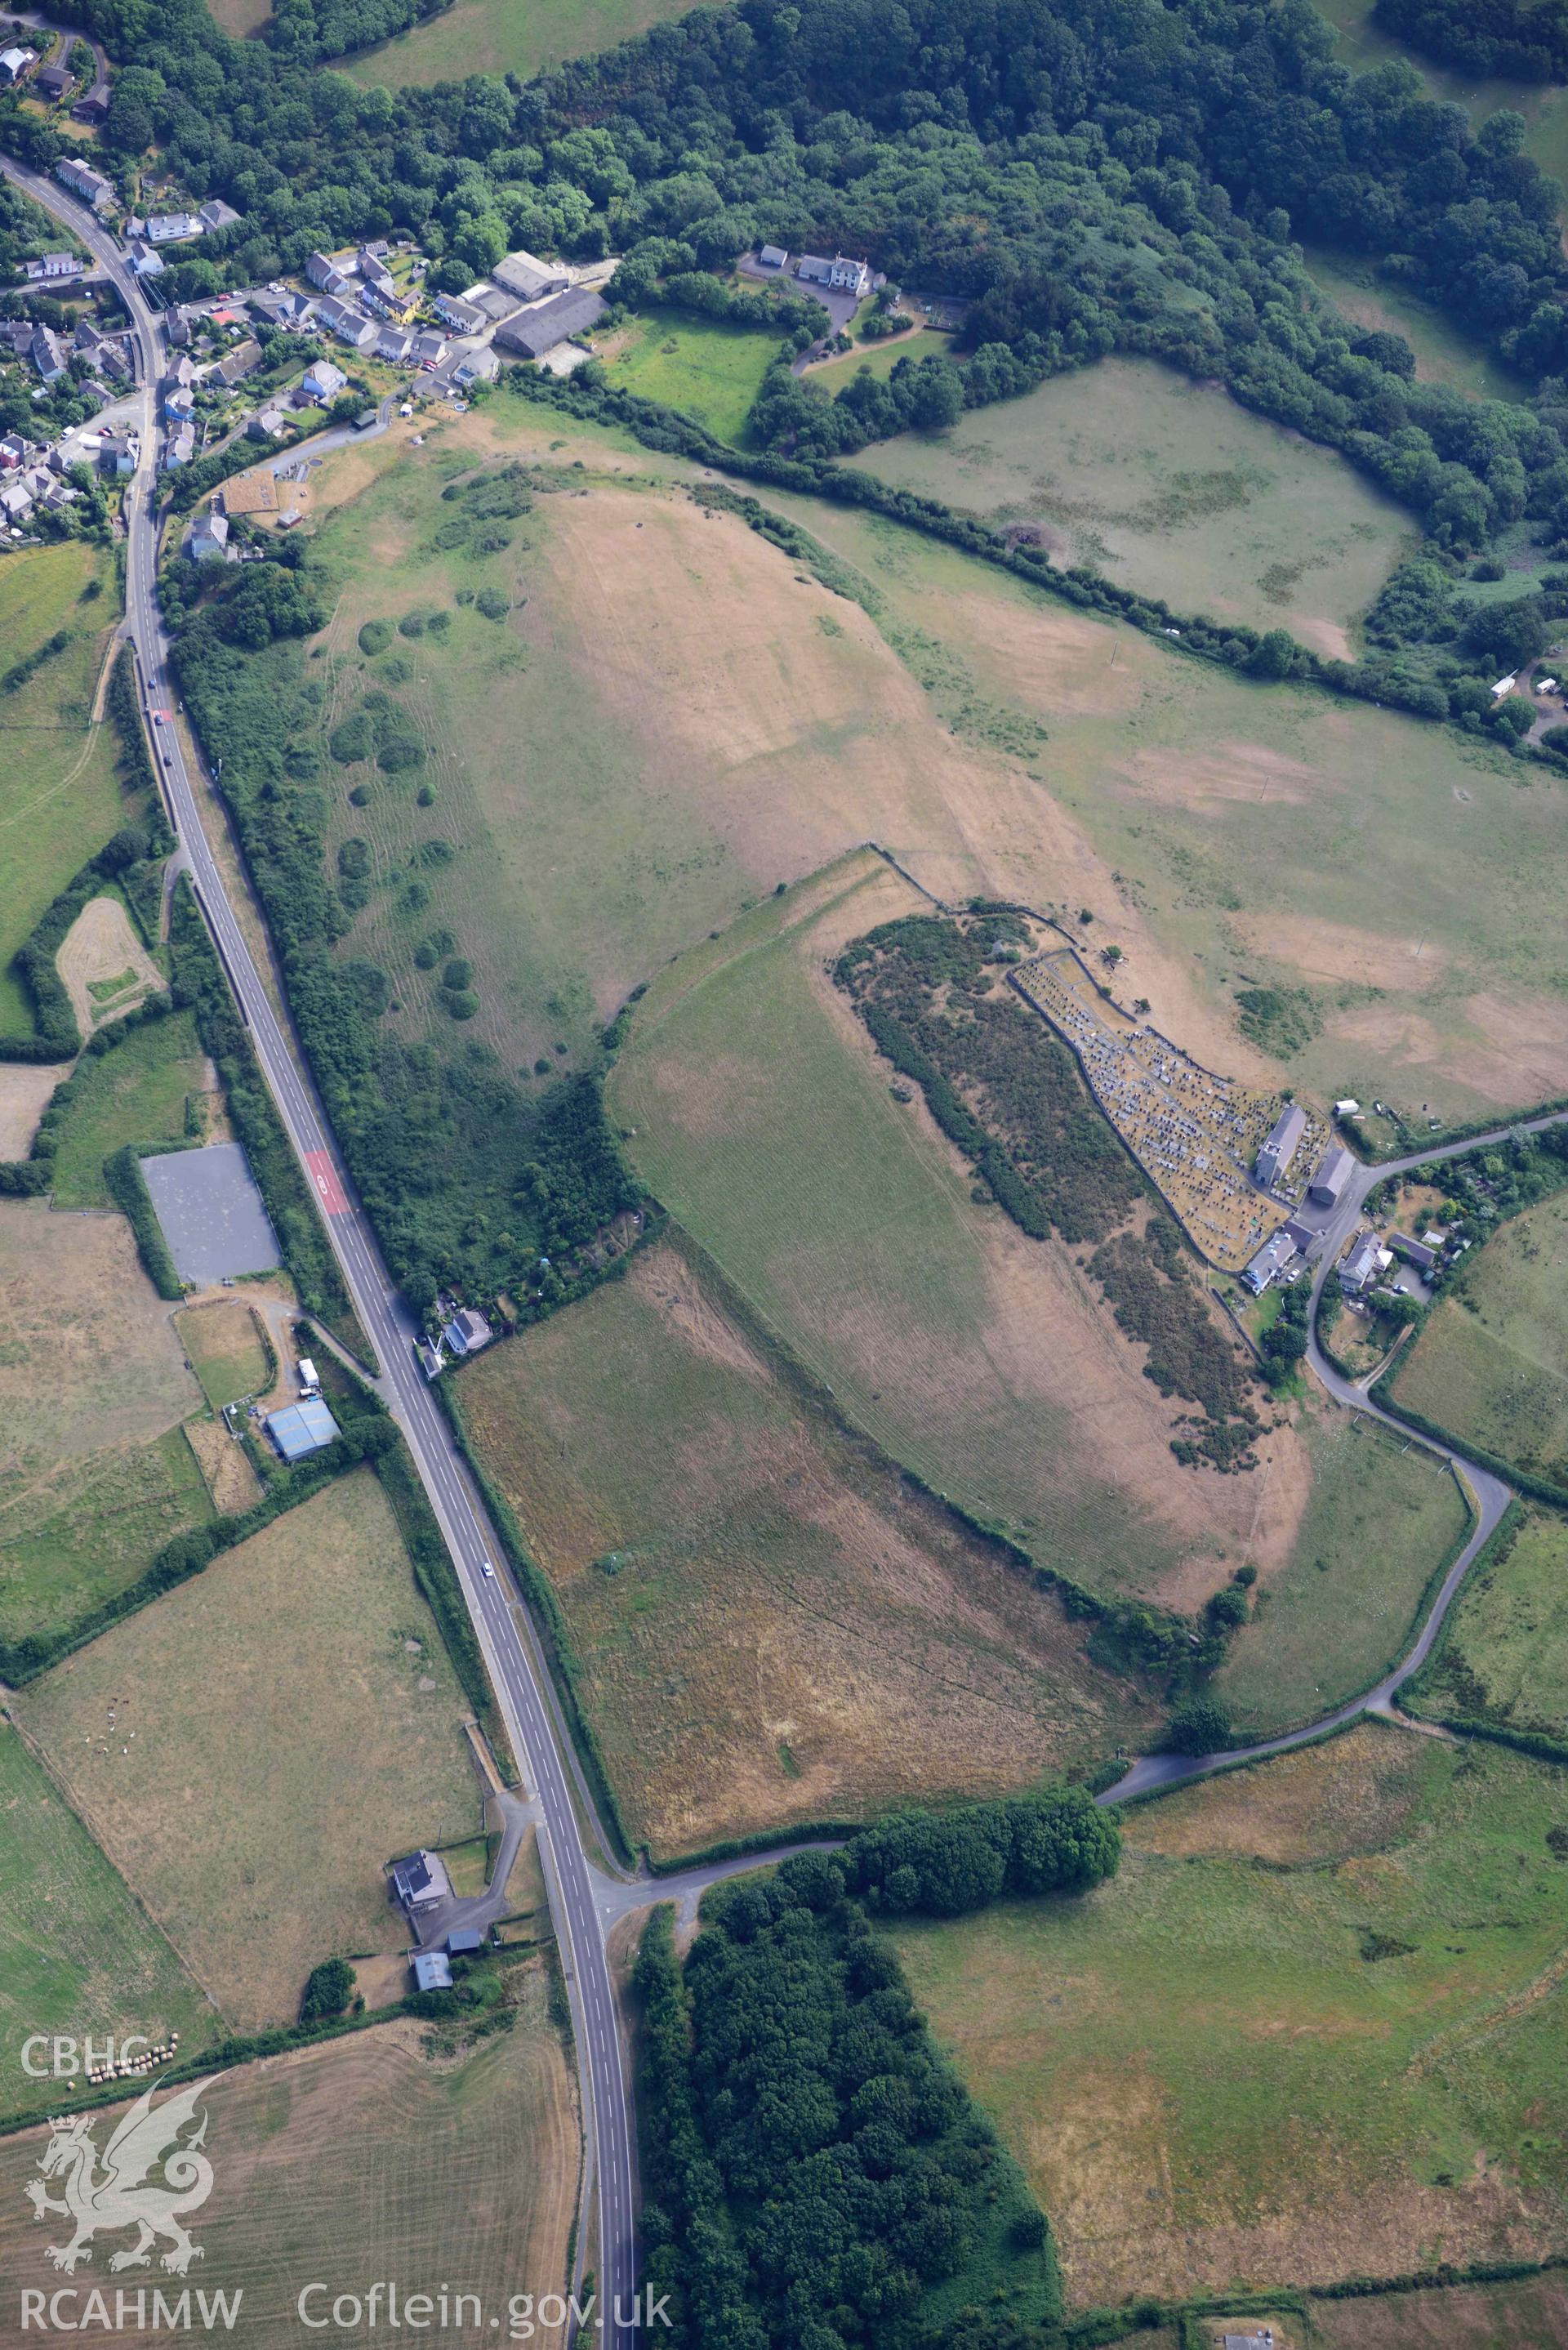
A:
[457, 1233, 1157, 1858]
[1391, 1192, 1568, 1483]
[1316, 0, 1568, 221]
[751, 477, 1568, 1125]
[1214, 1404, 1472, 1736]
[0, 1423, 213, 1652]
[844, 355, 1413, 658]
[176, 1297, 271, 1411]
[893, 1728, 1568, 2307]
[1304, 247, 1528, 404]
[15, 1470, 480, 2031]
[344, 0, 700, 87]
[46, 1007, 207, 1210]
[1410, 1505, 1568, 1742]
[0, 541, 123, 1032]
[0, 1721, 216, 2117]
[609, 853, 1252, 1611]
[805, 323, 958, 388]
[604, 308, 782, 445]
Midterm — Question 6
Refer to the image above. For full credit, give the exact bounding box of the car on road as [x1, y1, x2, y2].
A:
[480, 1560, 496, 1581]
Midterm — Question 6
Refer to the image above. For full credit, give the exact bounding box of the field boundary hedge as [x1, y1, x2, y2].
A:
[167, 878, 372, 1368]
[502, 363, 1568, 754]
[1368, 1373, 1568, 1510]
[104, 1140, 184, 1300]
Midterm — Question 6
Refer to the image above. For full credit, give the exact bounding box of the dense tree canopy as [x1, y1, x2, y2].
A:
[1374, 0, 1568, 83]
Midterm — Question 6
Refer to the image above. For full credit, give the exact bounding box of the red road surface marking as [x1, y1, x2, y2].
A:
[305, 1150, 348, 1215]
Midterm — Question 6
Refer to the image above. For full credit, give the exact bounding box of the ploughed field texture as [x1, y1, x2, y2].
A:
[0, 2004, 580, 2346]
[457, 1236, 1157, 1858]
[14, 1471, 479, 2031]
[893, 1728, 1568, 2305]
[846, 357, 1411, 659]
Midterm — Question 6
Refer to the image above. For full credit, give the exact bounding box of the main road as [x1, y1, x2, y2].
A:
[2, 153, 642, 2343]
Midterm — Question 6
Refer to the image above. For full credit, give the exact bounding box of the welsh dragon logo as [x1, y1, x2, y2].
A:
[26, 2077, 218, 2275]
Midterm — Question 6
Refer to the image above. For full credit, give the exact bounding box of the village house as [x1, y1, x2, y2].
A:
[1242, 1228, 1298, 1296]
[98, 432, 136, 477]
[306, 251, 350, 294]
[55, 154, 114, 212]
[210, 337, 262, 388]
[185, 508, 229, 561]
[300, 357, 347, 404]
[29, 327, 67, 384]
[25, 252, 83, 282]
[0, 46, 34, 83]
[432, 291, 485, 334]
[35, 61, 74, 101]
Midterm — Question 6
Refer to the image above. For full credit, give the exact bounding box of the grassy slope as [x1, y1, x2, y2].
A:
[603, 308, 781, 445]
[344, 0, 700, 87]
[608, 855, 1216, 1605]
[0, 542, 123, 1031]
[894, 1728, 1568, 2306]
[1392, 1191, 1568, 1480]
[1316, 0, 1568, 218]
[1314, 2270, 1568, 2346]
[457, 1237, 1157, 1857]
[1303, 246, 1529, 404]
[846, 356, 1413, 658]
[16, 1469, 481, 2030]
[0, 2000, 579, 2334]
[1214, 1402, 1472, 1735]
[753, 479, 1568, 1123]
[1414, 1505, 1568, 1741]
[47, 1008, 208, 1209]
[0, 1721, 217, 2116]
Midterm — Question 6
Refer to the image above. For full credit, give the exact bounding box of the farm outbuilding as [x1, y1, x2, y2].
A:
[264, 1397, 341, 1462]
[448, 1926, 484, 1955]
[410, 1951, 452, 1991]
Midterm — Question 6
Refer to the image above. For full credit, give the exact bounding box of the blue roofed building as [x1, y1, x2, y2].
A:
[263, 1397, 341, 1462]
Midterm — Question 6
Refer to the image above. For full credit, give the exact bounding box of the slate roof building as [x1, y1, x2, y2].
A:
[493, 288, 606, 359]
[1307, 1144, 1353, 1207]
[1242, 1228, 1297, 1296]
[490, 249, 571, 302]
[1254, 1103, 1307, 1188]
[411, 1951, 452, 1991]
[390, 1849, 451, 1912]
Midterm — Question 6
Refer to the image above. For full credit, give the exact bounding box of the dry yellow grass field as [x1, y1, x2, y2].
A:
[609, 851, 1308, 1616]
[55, 893, 163, 1033]
[0, 1197, 201, 1525]
[458, 1237, 1160, 1855]
[0, 2004, 579, 2345]
[16, 1471, 482, 2029]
